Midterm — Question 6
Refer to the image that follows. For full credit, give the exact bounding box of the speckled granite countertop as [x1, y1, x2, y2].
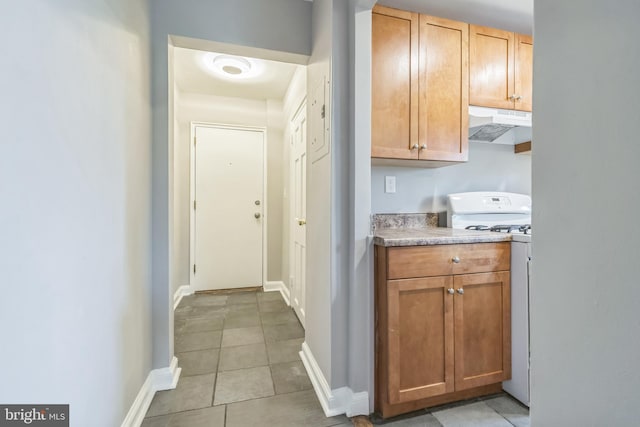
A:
[373, 227, 512, 247]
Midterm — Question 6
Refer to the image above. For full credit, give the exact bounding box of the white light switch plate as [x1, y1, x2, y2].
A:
[385, 176, 396, 193]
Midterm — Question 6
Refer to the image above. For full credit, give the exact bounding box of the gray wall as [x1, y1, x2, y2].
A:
[151, 0, 312, 369]
[330, 0, 352, 388]
[531, 1, 640, 425]
[348, 0, 378, 406]
[305, 0, 335, 383]
[0, 0, 152, 425]
[372, 143, 531, 214]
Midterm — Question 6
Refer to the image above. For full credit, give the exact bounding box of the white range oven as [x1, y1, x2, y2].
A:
[447, 191, 531, 407]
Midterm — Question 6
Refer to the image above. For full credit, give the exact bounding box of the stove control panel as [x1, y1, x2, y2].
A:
[483, 196, 512, 209]
[447, 192, 531, 215]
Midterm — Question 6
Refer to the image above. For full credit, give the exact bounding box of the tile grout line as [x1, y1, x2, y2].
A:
[143, 405, 221, 421]
[258, 291, 279, 397]
[211, 294, 233, 408]
[484, 402, 518, 427]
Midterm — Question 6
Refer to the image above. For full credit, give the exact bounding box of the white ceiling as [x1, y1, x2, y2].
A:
[173, 47, 299, 100]
[377, 0, 533, 34]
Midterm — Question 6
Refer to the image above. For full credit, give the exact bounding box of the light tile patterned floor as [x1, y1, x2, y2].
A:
[143, 290, 530, 427]
[372, 395, 529, 427]
[142, 290, 349, 427]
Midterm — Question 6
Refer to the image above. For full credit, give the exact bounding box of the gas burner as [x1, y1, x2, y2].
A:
[465, 225, 490, 231]
[519, 224, 532, 234]
[490, 225, 522, 233]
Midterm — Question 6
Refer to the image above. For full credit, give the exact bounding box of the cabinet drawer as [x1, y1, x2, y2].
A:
[387, 243, 510, 279]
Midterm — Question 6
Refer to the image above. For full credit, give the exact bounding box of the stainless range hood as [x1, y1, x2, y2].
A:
[469, 105, 532, 144]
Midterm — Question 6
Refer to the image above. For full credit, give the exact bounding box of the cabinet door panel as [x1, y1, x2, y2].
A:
[454, 271, 511, 390]
[372, 7, 419, 159]
[387, 276, 455, 403]
[418, 15, 468, 162]
[470, 25, 515, 109]
[515, 33, 533, 112]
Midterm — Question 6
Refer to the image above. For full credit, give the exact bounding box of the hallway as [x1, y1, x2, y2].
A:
[142, 290, 350, 426]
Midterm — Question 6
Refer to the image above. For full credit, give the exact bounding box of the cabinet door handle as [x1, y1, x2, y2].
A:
[420, 144, 427, 150]
[452, 256, 460, 264]
[411, 144, 419, 150]
[447, 288, 455, 295]
[457, 288, 464, 295]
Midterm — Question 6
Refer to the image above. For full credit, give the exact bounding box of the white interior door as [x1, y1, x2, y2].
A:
[192, 125, 264, 291]
[291, 104, 307, 327]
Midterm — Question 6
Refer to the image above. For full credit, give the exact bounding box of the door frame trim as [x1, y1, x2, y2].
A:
[189, 122, 268, 291]
[289, 98, 307, 325]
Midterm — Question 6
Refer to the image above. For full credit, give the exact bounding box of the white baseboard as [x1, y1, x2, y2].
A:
[299, 342, 369, 417]
[173, 285, 194, 310]
[121, 357, 182, 427]
[151, 356, 181, 391]
[264, 281, 290, 306]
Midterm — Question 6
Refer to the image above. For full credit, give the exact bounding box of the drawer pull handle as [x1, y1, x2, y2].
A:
[447, 288, 455, 295]
[457, 288, 464, 295]
[452, 256, 460, 264]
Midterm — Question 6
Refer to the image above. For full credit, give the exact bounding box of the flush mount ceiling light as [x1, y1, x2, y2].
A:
[214, 55, 251, 75]
[203, 53, 264, 80]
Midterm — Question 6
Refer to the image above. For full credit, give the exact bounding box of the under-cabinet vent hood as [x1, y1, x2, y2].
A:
[469, 105, 532, 145]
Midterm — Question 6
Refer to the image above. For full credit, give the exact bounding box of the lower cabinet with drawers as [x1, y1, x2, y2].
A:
[374, 242, 511, 418]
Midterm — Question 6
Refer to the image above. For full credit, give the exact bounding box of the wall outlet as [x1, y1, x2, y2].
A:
[385, 176, 396, 193]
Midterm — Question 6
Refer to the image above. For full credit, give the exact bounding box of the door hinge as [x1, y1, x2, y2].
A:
[194, 135, 197, 146]
[321, 104, 325, 119]
[193, 264, 196, 274]
[193, 200, 196, 210]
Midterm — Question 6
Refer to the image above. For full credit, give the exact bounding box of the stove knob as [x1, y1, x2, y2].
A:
[452, 256, 460, 264]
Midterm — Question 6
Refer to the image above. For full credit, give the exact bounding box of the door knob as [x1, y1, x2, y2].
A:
[254, 213, 261, 219]
[452, 256, 460, 264]
[255, 200, 261, 206]
[298, 218, 306, 226]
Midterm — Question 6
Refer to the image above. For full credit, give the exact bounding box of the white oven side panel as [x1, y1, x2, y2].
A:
[503, 241, 531, 406]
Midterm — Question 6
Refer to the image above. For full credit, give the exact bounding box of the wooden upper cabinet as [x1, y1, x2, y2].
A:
[470, 25, 532, 112]
[371, 6, 468, 163]
[515, 34, 533, 112]
[418, 15, 469, 162]
[371, 6, 418, 160]
[469, 25, 515, 109]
